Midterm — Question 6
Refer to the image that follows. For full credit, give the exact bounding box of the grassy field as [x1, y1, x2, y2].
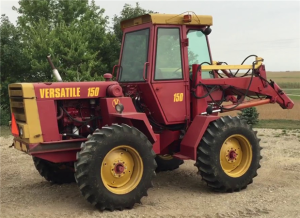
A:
[222, 100, 300, 120]
[254, 119, 300, 129]
[267, 71, 300, 89]
[283, 89, 300, 101]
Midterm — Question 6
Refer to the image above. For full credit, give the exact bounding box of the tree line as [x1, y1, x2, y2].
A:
[0, 0, 154, 125]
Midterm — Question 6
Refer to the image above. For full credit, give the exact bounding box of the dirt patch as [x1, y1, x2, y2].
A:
[1, 129, 300, 218]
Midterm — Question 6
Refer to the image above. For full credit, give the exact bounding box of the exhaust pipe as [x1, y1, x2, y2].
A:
[46, 55, 63, 82]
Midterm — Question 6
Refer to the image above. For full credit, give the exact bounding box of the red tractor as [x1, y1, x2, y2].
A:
[8, 13, 294, 211]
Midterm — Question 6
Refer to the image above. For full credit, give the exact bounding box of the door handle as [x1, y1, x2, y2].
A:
[143, 62, 149, 81]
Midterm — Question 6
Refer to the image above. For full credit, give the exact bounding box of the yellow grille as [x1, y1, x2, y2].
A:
[8, 83, 43, 144]
[9, 86, 26, 122]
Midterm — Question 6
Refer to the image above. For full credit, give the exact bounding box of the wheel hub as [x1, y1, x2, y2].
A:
[226, 149, 239, 162]
[115, 163, 125, 174]
[110, 159, 128, 178]
[229, 150, 237, 159]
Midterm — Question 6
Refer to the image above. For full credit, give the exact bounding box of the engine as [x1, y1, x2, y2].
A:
[57, 99, 102, 139]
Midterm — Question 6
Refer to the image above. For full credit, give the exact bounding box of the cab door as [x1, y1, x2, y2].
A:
[151, 26, 189, 124]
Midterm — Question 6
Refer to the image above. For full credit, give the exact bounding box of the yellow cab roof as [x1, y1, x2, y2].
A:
[120, 13, 213, 30]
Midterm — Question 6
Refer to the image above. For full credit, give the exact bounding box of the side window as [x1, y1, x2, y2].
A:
[119, 28, 150, 82]
[187, 30, 213, 79]
[154, 28, 183, 80]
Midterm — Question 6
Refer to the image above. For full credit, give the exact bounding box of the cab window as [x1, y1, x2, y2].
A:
[187, 30, 213, 79]
[119, 28, 150, 82]
[154, 28, 183, 80]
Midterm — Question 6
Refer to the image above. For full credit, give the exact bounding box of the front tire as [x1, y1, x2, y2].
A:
[195, 116, 262, 192]
[74, 124, 157, 211]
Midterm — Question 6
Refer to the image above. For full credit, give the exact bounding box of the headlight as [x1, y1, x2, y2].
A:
[115, 103, 124, 114]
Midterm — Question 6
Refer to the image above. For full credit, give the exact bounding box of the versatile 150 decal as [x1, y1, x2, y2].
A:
[174, 93, 184, 102]
[39, 87, 100, 98]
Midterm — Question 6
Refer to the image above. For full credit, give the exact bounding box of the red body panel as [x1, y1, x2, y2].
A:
[33, 151, 77, 163]
[100, 97, 138, 126]
[33, 81, 118, 100]
[36, 100, 60, 141]
[134, 84, 167, 124]
[110, 112, 157, 144]
[176, 115, 219, 160]
[152, 82, 187, 123]
[152, 134, 160, 154]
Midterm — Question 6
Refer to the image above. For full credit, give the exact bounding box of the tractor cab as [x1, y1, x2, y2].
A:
[116, 13, 213, 126]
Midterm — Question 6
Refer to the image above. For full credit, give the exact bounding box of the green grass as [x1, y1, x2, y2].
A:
[284, 89, 300, 95]
[283, 88, 300, 101]
[278, 82, 300, 89]
[290, 95, 300, 101]
[0, 126, 11, 137]
[254, 119, 300, 129]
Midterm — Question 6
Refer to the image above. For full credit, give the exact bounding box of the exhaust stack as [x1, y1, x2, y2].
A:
[46, 55, 63, 82]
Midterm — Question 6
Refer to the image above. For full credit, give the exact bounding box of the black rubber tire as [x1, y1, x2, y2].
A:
[155, 155, 184, 172]
[74, 124, 157, 211]
[33, 157, 75, 184]
[195, 116, 262, 192]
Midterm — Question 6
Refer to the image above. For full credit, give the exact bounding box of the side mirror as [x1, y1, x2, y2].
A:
[203, 26, 212, 35]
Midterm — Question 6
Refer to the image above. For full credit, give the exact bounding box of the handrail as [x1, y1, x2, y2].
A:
[143, 62, 149, 81]
[201, 57, 264, 71]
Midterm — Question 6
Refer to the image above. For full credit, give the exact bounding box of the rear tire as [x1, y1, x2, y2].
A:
[74, 124, 157, 211]
[195, 116, 262, 192]
[155, 155, 184, 172]
[33, 157, 75, 184]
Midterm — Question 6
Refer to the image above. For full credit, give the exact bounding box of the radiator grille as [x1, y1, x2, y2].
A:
[9, 86, 26, 122]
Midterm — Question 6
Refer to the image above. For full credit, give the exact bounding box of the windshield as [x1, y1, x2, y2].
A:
[118, 28, 150, 82]
[187, 30, 213, 79]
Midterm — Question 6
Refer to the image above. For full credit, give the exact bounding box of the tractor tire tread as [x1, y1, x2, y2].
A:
[74, 124, 156, 211]
[33, 157, 75, 184]
[196, 116, 262, 193]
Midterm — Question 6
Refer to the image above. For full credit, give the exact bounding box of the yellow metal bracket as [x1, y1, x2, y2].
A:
[202, 57, 264, 70]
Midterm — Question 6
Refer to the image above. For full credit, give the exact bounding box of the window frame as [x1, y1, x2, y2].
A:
[117, 27, 151, 83]
[186, 27, 215, 79]
[152, 26, 185, 82]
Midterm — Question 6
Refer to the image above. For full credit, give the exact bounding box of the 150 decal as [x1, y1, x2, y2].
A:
[87, 87, 100, 97]
[174, 93, 184, 102]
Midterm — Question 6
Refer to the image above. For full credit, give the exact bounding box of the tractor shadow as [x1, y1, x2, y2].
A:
[13, 161, 218, 212]
[152, 162, 212, 194]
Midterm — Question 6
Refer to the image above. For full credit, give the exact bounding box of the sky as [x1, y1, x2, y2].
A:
[1, 0, 299, 71]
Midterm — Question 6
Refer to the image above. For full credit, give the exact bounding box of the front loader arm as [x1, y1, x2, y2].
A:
[179, 58, 294, 160]
[192, 57, 294, 114]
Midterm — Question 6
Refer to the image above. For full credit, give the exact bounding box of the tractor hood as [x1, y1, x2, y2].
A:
[30, 81, 119, 100]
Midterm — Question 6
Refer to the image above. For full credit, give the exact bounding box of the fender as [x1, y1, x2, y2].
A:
[110, 112, 158, 144]
[175, 115, 219, 160]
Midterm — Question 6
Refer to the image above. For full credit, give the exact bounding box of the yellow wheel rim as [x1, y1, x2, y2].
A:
[101, 145, 143, 195]
[158, 154, 173, 160]
[220, 134, 252, 178]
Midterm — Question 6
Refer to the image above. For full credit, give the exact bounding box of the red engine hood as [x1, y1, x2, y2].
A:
[33, 81, 118, 100]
